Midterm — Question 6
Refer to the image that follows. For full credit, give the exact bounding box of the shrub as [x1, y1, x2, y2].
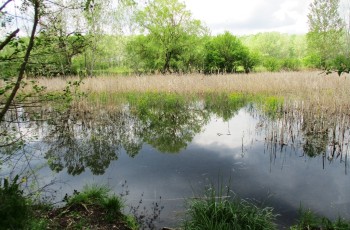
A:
[0, 176, 29, 229]
[263, 57, 282, 72]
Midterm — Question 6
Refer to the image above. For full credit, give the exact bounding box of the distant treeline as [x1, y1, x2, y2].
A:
[0, 32, 316, 77]
[1, 0, 348, 77]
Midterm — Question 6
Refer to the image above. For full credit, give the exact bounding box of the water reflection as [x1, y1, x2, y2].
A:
[25, 97, 350, 176]
[1, 94, 350, 228]
[129, 95, 210, 153]
[43, 108, 143, 175]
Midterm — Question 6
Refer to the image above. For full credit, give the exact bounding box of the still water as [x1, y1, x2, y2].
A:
[1, 96, 350, 228]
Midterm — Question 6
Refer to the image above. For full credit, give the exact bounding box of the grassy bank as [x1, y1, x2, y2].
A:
[183, 186, 350, 230]
[2, 177, 350, 229]
[0, 181, 138, 230]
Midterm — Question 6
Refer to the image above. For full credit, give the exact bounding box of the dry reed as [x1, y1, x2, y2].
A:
[34, 71, 350, 106]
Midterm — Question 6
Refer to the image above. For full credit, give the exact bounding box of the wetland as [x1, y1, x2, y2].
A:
[1, 72, 350, 229]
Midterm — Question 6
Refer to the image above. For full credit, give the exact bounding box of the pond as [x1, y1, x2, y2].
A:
[1, 93, 350, 229]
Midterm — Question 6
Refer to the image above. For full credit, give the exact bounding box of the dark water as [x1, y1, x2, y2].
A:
[1, 96, 350, 228]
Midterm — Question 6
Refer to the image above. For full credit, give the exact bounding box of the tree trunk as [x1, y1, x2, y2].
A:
[0, 1, 40, 121]
[162, 51, 172, 74]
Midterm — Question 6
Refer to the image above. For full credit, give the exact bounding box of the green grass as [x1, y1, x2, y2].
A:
[67, 184, 125, 222]
[0, 181, 138, 230]
[67, 184, 112, 206]
[290, 208, 350, 230]
[183, 186, 277, 230]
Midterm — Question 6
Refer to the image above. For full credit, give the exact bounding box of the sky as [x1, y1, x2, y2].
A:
[185, 0, 313, 35]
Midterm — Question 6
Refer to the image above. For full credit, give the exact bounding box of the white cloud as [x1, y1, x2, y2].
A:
[185, 0, 312, 35]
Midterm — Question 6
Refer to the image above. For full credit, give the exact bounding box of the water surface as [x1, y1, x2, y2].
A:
[1, 96, 350, 228]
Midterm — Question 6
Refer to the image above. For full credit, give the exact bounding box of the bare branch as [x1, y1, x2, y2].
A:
[0, 0, 12, 12]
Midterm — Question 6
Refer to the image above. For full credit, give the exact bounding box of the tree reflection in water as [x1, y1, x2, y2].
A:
[42, 93, 249, 175]
[255, 102, 350, 172]
[2, 94, 350, 177]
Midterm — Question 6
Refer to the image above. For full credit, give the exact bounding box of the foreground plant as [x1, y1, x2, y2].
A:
[0, 176, 29, 229]
[290, 208, 350, 230]
[183, 186, 277, 230]
[44, 184, 137, 229]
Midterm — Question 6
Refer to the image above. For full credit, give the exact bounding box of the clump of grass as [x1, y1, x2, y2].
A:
[46, 184, 138, 229]
[183, 186, 277, 230]
[291, 208, 350, 230]
[66, 184, 124, 221]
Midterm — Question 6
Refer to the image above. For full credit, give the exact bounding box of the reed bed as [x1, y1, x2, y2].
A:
[34, 71, 350, 104]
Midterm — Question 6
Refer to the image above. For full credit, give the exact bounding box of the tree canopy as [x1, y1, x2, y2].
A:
[307, 0, 345, 68]
[131, 0, 207, 74]
[204, 32, 254, 74]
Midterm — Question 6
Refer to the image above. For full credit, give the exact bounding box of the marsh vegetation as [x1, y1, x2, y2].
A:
[2, 71, 350, 228]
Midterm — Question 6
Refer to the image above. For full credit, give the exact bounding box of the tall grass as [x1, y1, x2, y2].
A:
[183, 185, 277, 230]
[32, 71, 350, 115]
[34, 71, 348, 96]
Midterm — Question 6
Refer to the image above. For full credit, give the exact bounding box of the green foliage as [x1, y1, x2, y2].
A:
[241, 32, 307, 71]
[204, 32, 252, 74]
[281, 58, 302, 71]
[302, 53, 323, 69]
[67, 184, 124, 223]
[291, 208, 350, 230]
[307, 0, 345, 69]
[263, 57, 282, 72]
[130, 0, 207, 74]
[124, 215, 139, 230]
[27, 32, 89, 77]
[184, 185, 277, 230]
[262, 57, 302, 72]
[67, 184, 110, 205]
[0, 175, 29, 230]
[328, 55, 350, 76]
[0, 38, 27, 79]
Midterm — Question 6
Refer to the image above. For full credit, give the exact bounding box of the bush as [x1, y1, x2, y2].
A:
[281, 58, 302, 71]
[0, 176, 29, 230]
[329, 55, 350, 76]
[263, 57, 282, 72]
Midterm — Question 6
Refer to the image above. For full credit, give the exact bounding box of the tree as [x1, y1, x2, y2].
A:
[0, 0, 41, 121]
[204, 32, 253, 74]
[307, 0, 345, 68]
[82, 0, 137, 76]
[240, 32, 306, 71]
[134, 0, 206, 74]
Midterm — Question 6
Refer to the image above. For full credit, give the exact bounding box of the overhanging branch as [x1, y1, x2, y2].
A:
[0, 29, 20, 51]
